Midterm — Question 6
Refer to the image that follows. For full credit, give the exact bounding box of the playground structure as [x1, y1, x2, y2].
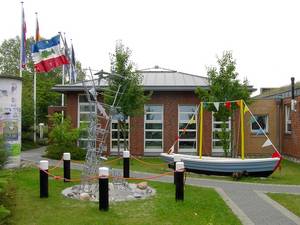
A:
[161, 99, 282, 177]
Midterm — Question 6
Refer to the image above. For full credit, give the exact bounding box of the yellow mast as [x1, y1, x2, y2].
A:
[199, 102, 203, 159]
[240, 99, 245, 160]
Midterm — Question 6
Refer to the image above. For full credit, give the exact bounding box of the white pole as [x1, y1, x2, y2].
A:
[62, 65, 65, 122]
[33, 70, 37, 143]
[19, 2, 24, 78]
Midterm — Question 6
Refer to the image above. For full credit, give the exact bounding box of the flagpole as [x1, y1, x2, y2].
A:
[33, 12, 39, 143]
[240, 99, 244, 160]
[19, 2, 24, 78]
[198, 102, 203, 159]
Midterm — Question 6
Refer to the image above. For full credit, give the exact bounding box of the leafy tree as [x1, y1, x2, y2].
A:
[104, 41, 150, 154]
[195, 51, 250, 157]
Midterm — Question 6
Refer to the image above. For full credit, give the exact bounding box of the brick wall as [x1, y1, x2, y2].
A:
[244, 99, 278, 157]
[281, 96, 300, 158]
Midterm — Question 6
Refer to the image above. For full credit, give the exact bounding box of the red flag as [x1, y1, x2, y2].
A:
[225, 101, 231, 110]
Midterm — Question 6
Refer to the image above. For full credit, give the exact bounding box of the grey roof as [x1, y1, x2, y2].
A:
[254, 81, 300, 99]
[52, 66, 209, 92]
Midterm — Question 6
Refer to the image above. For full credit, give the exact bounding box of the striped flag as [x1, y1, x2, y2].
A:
[20, 5, 26, 68]
[70, 43, 77, 83]
[31, 35, 69, 73]
[35, 14, 41, 42]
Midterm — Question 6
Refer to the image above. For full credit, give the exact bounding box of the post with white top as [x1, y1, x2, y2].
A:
[175, 161, 184, 201]
[123, 150, 130, 178]
[63, 153, 71, 182]
[99, 167, 109, 211]
[173, 155, 181, 184]
[39, 160, 49, 198]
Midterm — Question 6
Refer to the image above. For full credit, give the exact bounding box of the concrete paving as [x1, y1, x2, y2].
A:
[21, 148, 300, 225]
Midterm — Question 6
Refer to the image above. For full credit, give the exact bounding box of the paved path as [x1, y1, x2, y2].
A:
[21, 148, 300, 225]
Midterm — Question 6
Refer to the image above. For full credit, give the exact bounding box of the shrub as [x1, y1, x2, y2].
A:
[46, 113, 85, 160]
[46, 144, 86, 160]
[0, 137, 7, 169]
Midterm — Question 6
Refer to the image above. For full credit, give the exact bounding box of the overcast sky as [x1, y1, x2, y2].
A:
[1, 0, 299, 94]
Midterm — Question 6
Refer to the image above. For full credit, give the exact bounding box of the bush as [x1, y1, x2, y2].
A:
[45, 144, 86, 160]
[46, 113, 85, 160]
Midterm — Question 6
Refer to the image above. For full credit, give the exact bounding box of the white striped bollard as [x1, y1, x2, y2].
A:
[123, 150, 130, 178]
[63, 153, 71, 182]
[173, 155, 181, 184]
[175, 161, 184, 201]
[40, 160, 49, 198]
[99, 167, 109, 211]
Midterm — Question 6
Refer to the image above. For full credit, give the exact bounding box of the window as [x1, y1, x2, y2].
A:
[178, 105, 197, 153]
[212, 113, 231, 154]
[285, 105, 292, 133]
[144, 105, 163, 152]
[78, 94, 96, 148]
[111, 115, 129, 152]
[251, 115, 268, 134]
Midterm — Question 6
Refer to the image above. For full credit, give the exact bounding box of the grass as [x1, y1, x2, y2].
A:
[267, 193, 300, 217]
[100, 157, 300, 185]
[1, 168, 241, 225]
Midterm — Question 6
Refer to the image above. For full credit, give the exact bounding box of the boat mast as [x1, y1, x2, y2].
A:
[199, 102, 203, 159]
[240, 99, 245, 160]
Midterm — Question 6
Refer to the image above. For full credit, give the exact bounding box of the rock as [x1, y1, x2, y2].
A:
[133, 193, 142, 198]
[80, 192, 90, 201]
[137, 182, 148, 190]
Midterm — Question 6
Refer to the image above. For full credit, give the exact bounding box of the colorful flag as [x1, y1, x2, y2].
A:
[225, 101, 231, 110]
[21, 5, 26, 68]
[31, 35, 69, 73]
[244, 105, 249, 114]
[35, 14, 41, 42]
[188, 115, 195, 124]
[70, 43, 77, 83]
[167, 144, 175, 154]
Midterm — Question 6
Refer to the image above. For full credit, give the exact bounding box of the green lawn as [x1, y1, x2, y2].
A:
[101, 157, 300, 185]
[267, 193, 300, 217]
[2, 168, 241, 225]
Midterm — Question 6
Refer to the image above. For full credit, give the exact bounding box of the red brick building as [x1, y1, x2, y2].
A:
[254, 81, 300, 159]
[50, 67, 294, 158]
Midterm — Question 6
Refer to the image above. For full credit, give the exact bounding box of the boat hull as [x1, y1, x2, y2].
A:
[161, 153, 281, 177]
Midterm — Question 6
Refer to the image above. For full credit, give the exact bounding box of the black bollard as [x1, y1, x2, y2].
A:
[173, 155, 181, 184]
[99, 167, 109, 211]
[123, 150, 130, 178]
[39, 160, 49, 198]
[63, 153, 71, 182]
[175, 161, 184, 201]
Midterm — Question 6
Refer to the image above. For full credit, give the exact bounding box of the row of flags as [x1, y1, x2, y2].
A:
[20, 4, 77, 82]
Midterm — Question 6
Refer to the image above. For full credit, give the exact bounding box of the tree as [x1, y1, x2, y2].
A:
[104, 41, 150, 154]
[195, 51, 250, 157]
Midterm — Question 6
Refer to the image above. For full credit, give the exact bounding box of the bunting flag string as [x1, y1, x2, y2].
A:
[225, 101, 231, 110]
[187, 115, 196, 124]
[167, 144, 175, 154]
[262, 139, 272, 148]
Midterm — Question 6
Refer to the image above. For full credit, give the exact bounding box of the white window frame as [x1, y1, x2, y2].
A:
[178, 104, 197, 153]
[212, 113, 231, 154]
[144, 104, 164, 153]
[77, 94, 96, 149]
[110, 116, 130, 153]
[285, 105, 292, 134]
[250, 114, 269, 134]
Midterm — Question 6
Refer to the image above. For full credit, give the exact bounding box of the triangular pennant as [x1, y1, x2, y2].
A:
[236, 101, 241, 107]
[225, 101, 231, 110]
[244, 105, 249, 114]
[262, 139, 272, 148]
[188, 115, 195, 124]
[167, 144, 175, 154]
[213, 102, 220, 111]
